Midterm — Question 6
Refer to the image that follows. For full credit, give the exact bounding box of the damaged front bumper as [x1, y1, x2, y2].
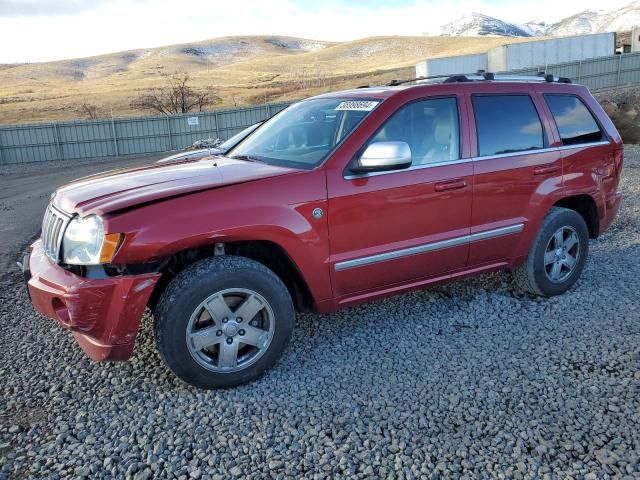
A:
[25, 240, 161, 361]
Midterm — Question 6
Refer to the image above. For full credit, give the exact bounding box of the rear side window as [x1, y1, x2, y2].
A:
[472, 95, 544, 156]
[544, 95, 603, 146]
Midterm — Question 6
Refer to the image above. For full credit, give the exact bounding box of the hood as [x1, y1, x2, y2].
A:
[53, 156, 297, 216]
[155, 148, 215, 164]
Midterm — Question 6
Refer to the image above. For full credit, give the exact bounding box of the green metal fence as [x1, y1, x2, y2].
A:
[0, 102, 290, 165]
[502, 51, 640, 90]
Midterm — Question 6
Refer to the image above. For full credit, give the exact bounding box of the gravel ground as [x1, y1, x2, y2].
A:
[1, 147, 639, 479]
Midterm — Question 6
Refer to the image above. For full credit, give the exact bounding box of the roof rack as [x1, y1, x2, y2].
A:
[386, 71, 572, 87]
[445, 70, 572, 84]
[387, 74, 461, 86]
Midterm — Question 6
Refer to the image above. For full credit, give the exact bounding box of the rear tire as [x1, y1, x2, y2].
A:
[154, 255, 294, 389]
[513, 207, 589, 297]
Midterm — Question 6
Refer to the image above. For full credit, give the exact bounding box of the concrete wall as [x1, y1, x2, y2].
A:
[412, 51, 640, 92]
[416, 53, 488, 78]
[488, 33, 615, 71]
[633, 28, 640, 52]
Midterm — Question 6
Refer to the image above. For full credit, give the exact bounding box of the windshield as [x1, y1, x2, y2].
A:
[228, 98, 380, 169]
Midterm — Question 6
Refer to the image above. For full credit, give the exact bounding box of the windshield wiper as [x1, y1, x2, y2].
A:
[230, 155, 261, 163]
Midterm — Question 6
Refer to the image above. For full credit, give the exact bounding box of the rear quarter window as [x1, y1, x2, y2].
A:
[544, 95, 603, 146]
[472, 95, 544, 157]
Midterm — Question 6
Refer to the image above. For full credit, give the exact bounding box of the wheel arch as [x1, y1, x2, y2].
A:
[147, 240, 316, 314]
[553, 194, 599, 238]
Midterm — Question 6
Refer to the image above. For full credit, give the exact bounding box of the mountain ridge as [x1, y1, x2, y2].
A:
[0, 35, 525, 124]
[429, 0, 640, 37]
[435, 13, 532, 37]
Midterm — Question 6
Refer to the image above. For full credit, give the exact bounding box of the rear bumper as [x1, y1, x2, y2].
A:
[26, 240, 161, 361]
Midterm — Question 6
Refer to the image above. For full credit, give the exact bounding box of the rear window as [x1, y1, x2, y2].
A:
[544, 95, 603, 146]
[472, 95, 544, 157]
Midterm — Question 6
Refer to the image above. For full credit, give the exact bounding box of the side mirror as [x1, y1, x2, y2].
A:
[351, 141, 412, 173]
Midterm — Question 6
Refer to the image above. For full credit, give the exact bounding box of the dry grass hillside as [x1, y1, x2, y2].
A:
[0, 35, 531, 125]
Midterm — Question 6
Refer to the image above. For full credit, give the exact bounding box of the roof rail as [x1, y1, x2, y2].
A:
[387, 75, 461, 86]
[384, 71, 572, 87]
[444, 71, 572, 84]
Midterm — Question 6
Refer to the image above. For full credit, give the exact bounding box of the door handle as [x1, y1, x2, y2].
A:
[435, 178, 467, 192]
[533, 164, 559, 175]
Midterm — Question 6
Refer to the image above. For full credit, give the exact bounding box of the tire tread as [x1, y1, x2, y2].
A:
[154, 255, 294, 388]
[513, 207, 588, 296]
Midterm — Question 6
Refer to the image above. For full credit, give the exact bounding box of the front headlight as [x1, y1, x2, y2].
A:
[62, 215, 121, 265]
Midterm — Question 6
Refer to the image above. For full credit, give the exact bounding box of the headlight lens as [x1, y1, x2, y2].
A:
[62, 215, 105, 265]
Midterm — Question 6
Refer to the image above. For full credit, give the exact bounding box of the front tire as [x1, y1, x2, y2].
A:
[154, 256, 295, 389]
[513, 207, 589, 297]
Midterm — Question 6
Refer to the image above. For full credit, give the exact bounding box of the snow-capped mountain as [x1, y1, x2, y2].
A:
[429, 0, 640, 37]
[594, 0, 640, 32]
[545, 10, 606, 36]
[436, 13, 533, 37]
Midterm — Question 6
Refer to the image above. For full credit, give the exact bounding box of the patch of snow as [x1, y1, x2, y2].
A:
[519, 20, 550, 36]
[266, 37, 328, 52]
[434, 13, 532, 37]
[341, 42, 393, 58]
[189, 138, 222, 149]
[180, 41, 261, 64]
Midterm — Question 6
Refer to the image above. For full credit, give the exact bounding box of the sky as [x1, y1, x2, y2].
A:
[0, 0, 632, 63]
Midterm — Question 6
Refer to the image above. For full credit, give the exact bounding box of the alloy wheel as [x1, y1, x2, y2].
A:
[543, 226, 580, 283]
[185, 288, 275, 372]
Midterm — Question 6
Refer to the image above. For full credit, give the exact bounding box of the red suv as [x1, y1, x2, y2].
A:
[24, 74, 623, 388]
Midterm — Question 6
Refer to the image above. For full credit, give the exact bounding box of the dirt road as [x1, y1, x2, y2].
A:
[0, 153, 167, 278]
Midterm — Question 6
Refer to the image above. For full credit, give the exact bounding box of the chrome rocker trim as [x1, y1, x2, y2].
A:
[334, 223, 524, 271]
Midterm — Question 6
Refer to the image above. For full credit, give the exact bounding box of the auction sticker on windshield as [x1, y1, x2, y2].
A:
[335, 100, 379, 111]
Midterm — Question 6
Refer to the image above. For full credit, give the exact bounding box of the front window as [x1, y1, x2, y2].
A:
[228, 98, 380, 169]
[364, 97, 460, 166]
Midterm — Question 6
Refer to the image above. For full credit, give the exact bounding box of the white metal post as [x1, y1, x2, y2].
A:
[617, 54, 623, 86]
[577, 60, 582, 83]
[111, 117, 119, 156]
[53, 123, 63, 161]
[166, 115, 173, 150]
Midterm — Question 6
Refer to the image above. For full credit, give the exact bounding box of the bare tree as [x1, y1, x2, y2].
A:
[76, 103, 99, 120]
[131, 71, 217, 115]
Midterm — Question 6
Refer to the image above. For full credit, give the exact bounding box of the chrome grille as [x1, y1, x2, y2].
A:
[41, 204, 71, 262]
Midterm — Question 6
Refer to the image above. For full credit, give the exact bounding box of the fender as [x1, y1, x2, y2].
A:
[510, 156, 607, 264]
[106, 169, 333, 302]
[509, 171, 568, 264]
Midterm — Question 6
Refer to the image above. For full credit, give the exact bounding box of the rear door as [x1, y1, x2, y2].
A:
[326, 94, 473, 299]
[466, 86, 562, 267]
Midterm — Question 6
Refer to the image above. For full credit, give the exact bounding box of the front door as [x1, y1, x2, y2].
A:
[326, 96, 473, 299]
